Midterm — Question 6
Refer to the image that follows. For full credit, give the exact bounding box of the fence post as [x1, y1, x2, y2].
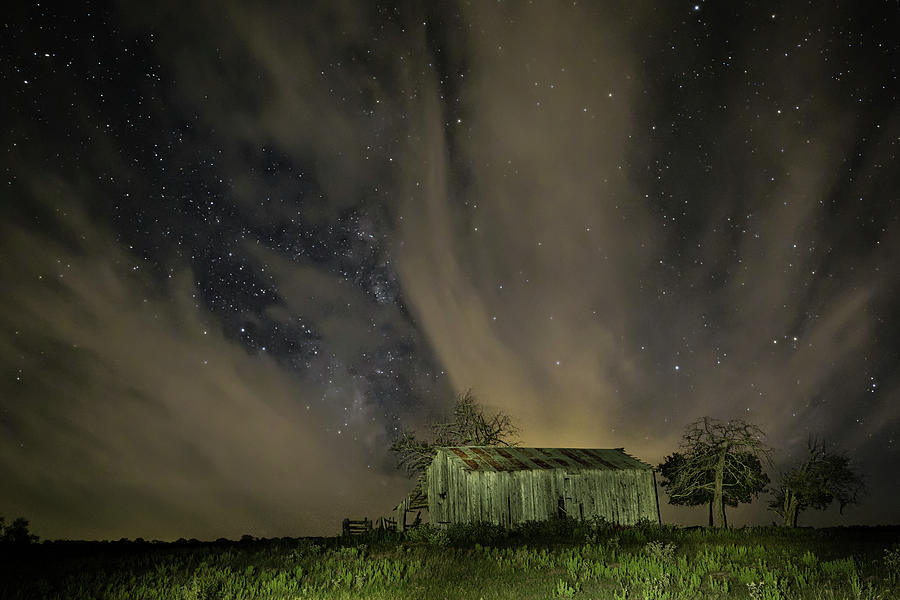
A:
[342, 518, 350, 537]
[397, 498, 407, 533]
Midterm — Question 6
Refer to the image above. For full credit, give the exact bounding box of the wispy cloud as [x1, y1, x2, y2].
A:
[0, 186, 406, 540]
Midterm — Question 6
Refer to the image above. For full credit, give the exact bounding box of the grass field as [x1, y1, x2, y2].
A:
[2, 519, 899, 599]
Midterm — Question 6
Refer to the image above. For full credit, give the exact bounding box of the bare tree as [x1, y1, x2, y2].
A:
[390, 389, 518, 485]
[665, 417, 770, 528]
[432, 389, 518, 447]
[769, 438, 864, 527]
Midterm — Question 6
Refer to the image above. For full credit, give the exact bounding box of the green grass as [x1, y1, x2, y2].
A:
[1, 520, 899, 599]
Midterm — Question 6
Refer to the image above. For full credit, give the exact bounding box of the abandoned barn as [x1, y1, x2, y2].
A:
[426, 446, 660, 527]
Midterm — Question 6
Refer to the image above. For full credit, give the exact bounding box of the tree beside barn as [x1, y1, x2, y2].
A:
[390, 390, 518, 530]
[663, 417, 770, 528]
[659, 450, 769, 526]
[769, 438, 864, 527]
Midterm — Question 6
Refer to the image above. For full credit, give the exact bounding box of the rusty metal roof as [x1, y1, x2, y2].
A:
[438, 446, 653, 472]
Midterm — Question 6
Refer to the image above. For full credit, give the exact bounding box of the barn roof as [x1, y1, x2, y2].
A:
[437, 446, 652, 472]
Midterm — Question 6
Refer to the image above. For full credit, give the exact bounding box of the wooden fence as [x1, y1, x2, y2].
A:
[395, 497, 425, 532]
[342, 516, 397, 537]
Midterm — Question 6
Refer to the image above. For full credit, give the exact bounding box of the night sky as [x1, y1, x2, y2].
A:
[2, 1, 898, 541]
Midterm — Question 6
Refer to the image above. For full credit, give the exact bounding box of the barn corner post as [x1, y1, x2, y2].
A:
[396, 497, 407, 533]
[652, 469, 662, 524]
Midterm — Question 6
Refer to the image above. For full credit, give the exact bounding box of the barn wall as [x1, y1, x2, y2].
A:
[524, 470, 537, 520]
[426, 450, 444, 524]
[571, 469, 659, 525]
[427, 450, 440, 523]
[428, 450, 660, 528]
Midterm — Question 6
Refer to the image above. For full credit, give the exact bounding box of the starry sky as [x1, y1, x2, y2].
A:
[2, 1, 898, 540]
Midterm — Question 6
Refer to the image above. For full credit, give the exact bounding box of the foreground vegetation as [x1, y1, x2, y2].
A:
[2, 519, 899, 599]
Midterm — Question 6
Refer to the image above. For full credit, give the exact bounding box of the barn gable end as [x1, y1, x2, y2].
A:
[427, 446, 659, 527]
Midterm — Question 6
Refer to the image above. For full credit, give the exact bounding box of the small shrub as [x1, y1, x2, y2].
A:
[642, 573, 671, 600]
[747, 576, 784, 600]
[822, 557, 857, 580]
[643, 540, 677, 562]
[554, 578, 579, 598]
[799, 549, 819, 568]
[290, 540, 322, 560]
[883, 546, 900, 584]
[404, 524, 450, 546]
[333, 545, 361, 559]
[513, 517, 587, 541]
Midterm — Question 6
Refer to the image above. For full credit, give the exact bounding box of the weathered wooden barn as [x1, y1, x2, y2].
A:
[426, 446, 660, 527]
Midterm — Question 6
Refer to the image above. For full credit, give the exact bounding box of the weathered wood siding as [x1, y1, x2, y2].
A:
[428, 448, 659, 527]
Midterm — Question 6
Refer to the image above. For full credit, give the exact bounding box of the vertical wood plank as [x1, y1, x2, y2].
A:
[501, 472, 509, 526]
[492, 471, 502, 525]
[465, 470, 473, 523]
[610, 471, 620, 524]
[510, 472, 521, 525]
[594, 471, 606, 521]
[511, 472, 519, 525]
[519, 470, 529, 522]
[628, 471, 644, 523]
[651, 470, 662, 523]
[483, 471, 492, 524]
[552, 470, 562, 518]
[628, 471, 637, 524]
[482, 470, 488, 523]
[524, 470, 534, 522]
[542, 470, 554, 520]
[586, 472, 598, 519]
[461, 468, 468, 524]
[581, 472, 593, 519]
[485, 470, 492, 523]
[472, 471, 482, 523]
[496, 471, 506, 526]
[532, 471, 543, 520]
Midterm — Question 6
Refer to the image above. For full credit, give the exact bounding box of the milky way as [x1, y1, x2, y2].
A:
[2, 1, 898, 539]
